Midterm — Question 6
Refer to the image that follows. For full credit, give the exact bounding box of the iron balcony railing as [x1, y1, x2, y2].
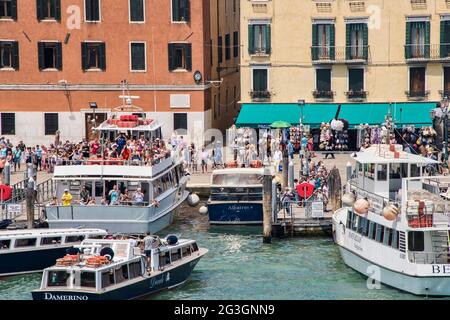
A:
[249, 47, 271, 55]
[313, 90, 334, 100]
[250, 90, 271, 101]
[405, 43, 450, 61]
[345, 90, 368, 100]
[439, 90, 450, 99]
[311, 45, 369, 63]
[405, 90, 430, 99]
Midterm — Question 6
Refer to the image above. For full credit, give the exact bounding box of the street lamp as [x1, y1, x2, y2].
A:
[297, 99, 306, 175]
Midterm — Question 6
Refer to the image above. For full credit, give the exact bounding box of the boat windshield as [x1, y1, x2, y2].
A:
[210, 187, 263, 201]
[212, 173, 261, 187]
[47, 270, 71, 287]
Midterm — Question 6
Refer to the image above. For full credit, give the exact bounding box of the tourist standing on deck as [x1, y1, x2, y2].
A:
[108, 185, 120, 205]
[61, 189, 73, 206]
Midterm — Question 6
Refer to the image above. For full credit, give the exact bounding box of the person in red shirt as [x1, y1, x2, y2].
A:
[90, 139, 100, 155]
[121, 146, 131, 161]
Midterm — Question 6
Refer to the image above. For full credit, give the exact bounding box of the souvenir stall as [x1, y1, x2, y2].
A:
[318, 119, 350, 152]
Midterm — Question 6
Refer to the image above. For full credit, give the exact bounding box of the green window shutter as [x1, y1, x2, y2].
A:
[441, 20, 445, 58]
[329, 24, 335, 60]
[11, 0, 17, 20]
[172, 0, 179, 21]
[56, 42, 62, 70]
[81, 43, 88, 70]
[36, 0, 43, 20]
[184, 0, 190, 22]
[12, 42, 19, 70]
[168, 44, 174, 71]
[425, 21, 430, 58]
[265, 24, 271, 54]
[312, 24, 318, 60]
[185, 44, 192, 71]
[99, 43, 106, 70]
[85, 0, 92, 20]
[345, 24, 351, 60]
[405, 22, 411, 59]
[248, 25, 254, 54]
[363, 23, 369, 60]
[55, 0, 61, 21]
[93, 0, 100, 21]
[38, 42, 44, 70]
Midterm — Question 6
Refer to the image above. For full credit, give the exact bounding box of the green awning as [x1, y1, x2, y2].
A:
[235, 104, 301, 128]
[236, 102, 435, 129]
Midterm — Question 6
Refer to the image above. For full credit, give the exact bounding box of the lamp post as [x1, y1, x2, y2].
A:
[298, 99, 305, 176]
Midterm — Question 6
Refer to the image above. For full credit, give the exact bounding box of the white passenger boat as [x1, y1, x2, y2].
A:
[332, 144, 450, 296]
[44, 112, 190, 234]
[0, 228, 107, 277]
[32, 236, 208, 300]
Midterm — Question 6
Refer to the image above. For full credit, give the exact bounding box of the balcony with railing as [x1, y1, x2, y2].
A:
[250, 90, 271, 102]
[312, 90, 334, 101]
[345, 89, 368, 101]
[311, 45, 369, 64]
[405, 43, 450, 62]
[249, 46, 271, 56]
[405, 90, 430, 100]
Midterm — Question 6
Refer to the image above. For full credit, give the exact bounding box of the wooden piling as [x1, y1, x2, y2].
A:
[263, 166, 272, 243]
[282, 148, 289, 188]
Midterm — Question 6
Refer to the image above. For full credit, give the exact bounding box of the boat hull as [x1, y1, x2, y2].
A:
[0, 246, 71, 277]
[339, 245, 450, 296]
[208, 202, 263, 225]
[32, 256, 202, 300]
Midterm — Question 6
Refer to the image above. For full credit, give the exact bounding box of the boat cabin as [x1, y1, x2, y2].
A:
[352, 144, 439, 200]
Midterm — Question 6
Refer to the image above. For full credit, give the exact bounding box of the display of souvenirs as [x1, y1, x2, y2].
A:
[319, 121, 350, 151]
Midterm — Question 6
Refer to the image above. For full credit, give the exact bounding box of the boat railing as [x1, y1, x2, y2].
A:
[51, 154, 173, 168]
[348, 181, 398, 217]
[408, 251, 450, 264]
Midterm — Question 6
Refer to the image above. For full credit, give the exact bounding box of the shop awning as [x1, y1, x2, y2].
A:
[236, 102, 435, 129]
[235, 104, 301, 128]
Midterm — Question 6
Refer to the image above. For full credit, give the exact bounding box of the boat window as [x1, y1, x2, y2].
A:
[159, 251, 171, 268]
[351, 214, 358, 231]
[173, 168, 180, 185]
[14, 238, 37, 248]
[95, 181, 104, 198]
[357, 163, 363, 175]
[0, 240, 11, 250]
[182, 245, 191, 257]
[377, 164, 387, 181]
[346, 211, 353, 229]
[364, 164, 375, 180]
[191, 243, 199, 252]
[368, 222, 376, 240]
[65, 235, 85, 243]
[408, 231, 425, 252]
[171, 248, 181, 262]
[212, 174, 262, 186]
[47, 271, 71, 287]
[41, 237, 62, 246]
[80, 271, 96, 288]
[114, 264, 129, 284]
[114, 243, 129, 259]
[129, 261, 142, 279]
[101, 269, 115, 289]
[356, 216, 365, 234]
[389, 163, 408, 179]
[375, 224, 384, 243]
[410, 164, 421, 177]
[383, 228, 391, 246]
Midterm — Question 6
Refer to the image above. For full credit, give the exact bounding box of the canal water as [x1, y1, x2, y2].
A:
[0, 207, 435, 300]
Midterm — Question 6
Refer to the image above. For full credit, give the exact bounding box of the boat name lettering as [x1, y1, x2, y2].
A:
[228, 205, 253, 211]
[348, 231, 362, 243]
[432, 265, 450, 274]
[149, 275, 166, 288]
[44, 293, 88, 301]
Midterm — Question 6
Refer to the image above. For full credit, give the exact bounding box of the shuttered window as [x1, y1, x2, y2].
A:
[233, 31, 238, 58]
[0, 41, 19, 69]
[168, 43, 192, 71]
[312, 23, 334, 60]
[85, 0, 100, 22]
[130, 42, 146, 71]
[316, 69, 331, 91]
[406, 21, 430, 59]
[36, 0, 60, 21]
[1, 113, 15, 135]
[172, 0, 189, 22]
[409, 67, 426, 94]
[44, 113, 59, 135]
[174, 113, 187, 131]
[0, 0, 17, 19]
[225, 34, 231, 60]
[252, 68, 268, 92]
[349, 68, 364, 91]
[441, 20, 450, 58]
[218, 36, 223, 63]
[345, 23, 368, 60]
[129, 0, 144, 22]
[248, 24, 271, 54]
[38, 42, 62, 70]
[444, 67, 450, 95]
[81, 42, 105, 71]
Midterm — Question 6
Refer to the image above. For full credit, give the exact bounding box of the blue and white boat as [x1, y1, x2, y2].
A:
[32, 236, 207, 300]
[207, 168, 266, 225]
[0, 228, 107, 277]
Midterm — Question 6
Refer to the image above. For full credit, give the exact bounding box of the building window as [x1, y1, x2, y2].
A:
[38, 42, 62, 70]
[409, 67, 426, 97]
[312, 23, 334, 60]
[218, 36, 223, 63]
[406, 21, 430, 59]
[441, 20, 450, 58]
[233, 0, 236, 13]
[0, 0, 17, 19]
[129, 0, 144, 22]
[314, 68, 332, 99]
[44, 113, 58, 135]
[172, 0, 189, 22]
[1, 113, 15, 135]
[174, 113, 187, 131]
[225, 34, 231, 60]
[444, 67, 450, 98]
[248, 24, 271, 54]
[233, 31, 239, 58]
[81, 42, 105, 71]
[85, 0, 100, 22]
[168, 43, 192, 71]
[233, 86, 237, 109]
[347, 68, 365, 99]
[346, 23, 368, 60]
[251, 68, 269, 101]
[130, 42, 146, 71]
[0, 41, 18, 69]
[37, 0, 61, 21]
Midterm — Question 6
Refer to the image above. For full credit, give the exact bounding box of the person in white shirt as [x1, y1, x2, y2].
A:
[273, 146, 283, 173]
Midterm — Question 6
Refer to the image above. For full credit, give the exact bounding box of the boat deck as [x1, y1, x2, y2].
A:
[273, 206, 333, 236]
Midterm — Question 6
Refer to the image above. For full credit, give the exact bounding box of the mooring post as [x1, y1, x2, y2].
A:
[271, 178, 278, 222]
[282, 148, 289, 188]
[263, 165, 272, 244]
[288, 159, 294, 189]
[26, 172, 36, 229]
[346, 162, 352, 182]
[3, 161, 10, 186]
